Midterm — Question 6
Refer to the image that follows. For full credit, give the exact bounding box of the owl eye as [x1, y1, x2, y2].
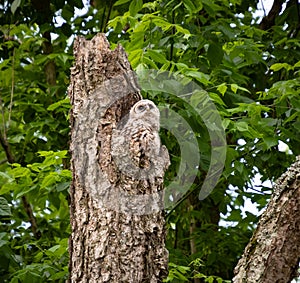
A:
[137, 105, 146, 111]
[148, 104, 154, 110]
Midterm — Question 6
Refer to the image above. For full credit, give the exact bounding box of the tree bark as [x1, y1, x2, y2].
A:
[233, 156, 300, 283]
[68, 34, 169, 282]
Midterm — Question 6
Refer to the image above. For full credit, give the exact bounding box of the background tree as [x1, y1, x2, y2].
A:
[0, 0, 299, 282]
[233, 156, 300, 282]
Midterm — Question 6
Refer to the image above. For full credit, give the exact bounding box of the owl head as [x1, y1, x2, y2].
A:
[129, 99, 160, 130]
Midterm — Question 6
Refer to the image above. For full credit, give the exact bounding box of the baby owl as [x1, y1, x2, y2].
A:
[111, 99, 169, 180]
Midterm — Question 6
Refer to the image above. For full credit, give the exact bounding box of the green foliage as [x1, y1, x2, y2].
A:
[0, 2, 72, 280]
[0, 151, 70, 282]
[1, 0, 299, 282]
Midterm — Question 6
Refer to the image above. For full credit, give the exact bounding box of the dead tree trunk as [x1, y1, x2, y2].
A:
[233, 156, 300, 283]
[68, 34, 169, 282]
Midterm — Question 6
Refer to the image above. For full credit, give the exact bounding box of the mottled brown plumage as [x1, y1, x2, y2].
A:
[111, 99, 169, 181]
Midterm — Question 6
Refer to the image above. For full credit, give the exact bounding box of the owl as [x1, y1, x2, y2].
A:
[111, 99, 169, 181]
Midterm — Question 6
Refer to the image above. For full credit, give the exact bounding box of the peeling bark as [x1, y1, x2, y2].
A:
[68, 34, 169, 282]
[233, 156, 300, 283]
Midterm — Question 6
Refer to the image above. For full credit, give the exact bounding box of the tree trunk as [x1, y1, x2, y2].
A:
[233, 156, 300, 283]
[68, 34, 169, 282]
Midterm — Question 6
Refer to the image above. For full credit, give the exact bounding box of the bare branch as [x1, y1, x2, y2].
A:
[8, 48, 15, 125]
[259, 0, 285, 30]
[22, 196, 40, 239]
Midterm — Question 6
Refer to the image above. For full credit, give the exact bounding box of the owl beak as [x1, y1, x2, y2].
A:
[147, 104, 154, 111]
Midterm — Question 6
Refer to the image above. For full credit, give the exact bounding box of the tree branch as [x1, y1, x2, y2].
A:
[22, 196, 40, 239]
[291, 0, 300, 38]
[0, 131, 14, 164]
[104, 0, 113, 32]
[42, 31, 56, 86]
[8, 48, 15, 125]
[259, 0, 285, 30]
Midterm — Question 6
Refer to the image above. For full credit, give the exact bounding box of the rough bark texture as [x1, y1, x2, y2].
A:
[233, 156, 300, 283]
[68, 34, 169, 282]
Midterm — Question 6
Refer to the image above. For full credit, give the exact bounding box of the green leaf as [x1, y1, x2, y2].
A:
[207, 42, 223, 66]
[217, 83, 227, 95]
[263, 137, 278, 149]
[222, 119, 231, 130]
[48, 244, 60, 253]
[235, 121, 249, 132]
[47, 98, 70, 111]
[114, 0, 131, 5]
[56, 181, 70, 192]
[41, 173, 59, 189]
[146, 50, 168, 64]
[185, 71, 210, 85]
[61, 4, 74, 21]
[72, 0, 84, 9]
[128, 49, 143, 68]
[294, 61, 300, 68]
[57, 54, 73, 65]
[8, 134, 25, 144]
[49, 270, 69, 280]
[231, 83, 238, 94]
[0, 171, 13, 182]
[151, 17, 172, 32]
[174, 24, 191, 38]
[206, 276, 215, 283]
[33, 251, 44, 262]
[0, 183, 16, 195]
[284, 111, 299, 124]
[0, 233, 9, 247]
[270, 63, 293, 72]
[15, 185, 37, 199]
[183, 0, 196, 13]
[11, 166, 31, 178]
[190, 89, 209, 107]
[61, 23, 73, 36]
[0, 197, 12, 217]
[129, 0, 143, 16]
[227, 209, 243, 221]
[209, 92, 226, 106]
[11, 0, 21, 14]
[142, 55, 158, 69]
[230, 84, 250, 94]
